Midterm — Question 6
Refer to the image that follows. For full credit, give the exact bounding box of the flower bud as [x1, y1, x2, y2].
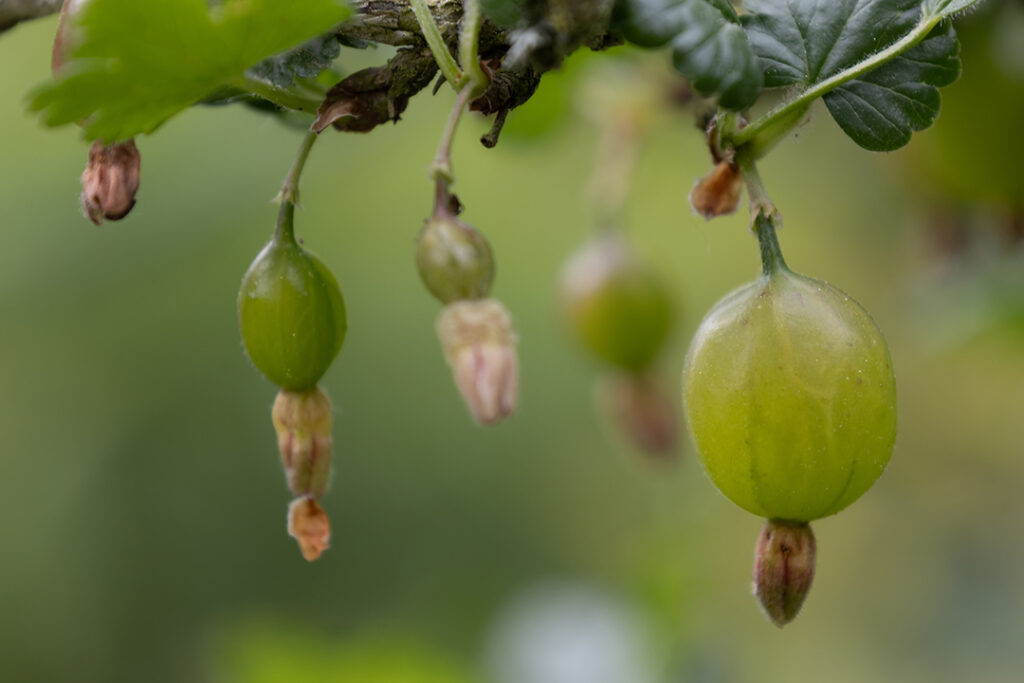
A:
[597, 374, 678, 458]
[560, 233, 674, 372]
[416, 214, 495, 304]
[436, 299, 518, 425]
[80, 139, 141, 224]
[272, 387, 333, 499]
[752, 520, 816, 627]
[287, 496, 330, 562]
[689, 160, 742, 220]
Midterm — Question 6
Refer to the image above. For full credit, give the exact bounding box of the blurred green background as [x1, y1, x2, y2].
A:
[2, 4, 1023, 683]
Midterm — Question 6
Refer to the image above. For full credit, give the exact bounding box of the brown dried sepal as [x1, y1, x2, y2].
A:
[81, 139, 141, 225]
[689, 160, 742, 220]
[753, 520, 816, 627]
[313, 48, 438, 133]
[288, 497, 331, 562]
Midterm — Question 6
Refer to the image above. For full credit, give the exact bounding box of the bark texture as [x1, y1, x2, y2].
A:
[0, 0, 62, 32]
[6, 0, 617, 139]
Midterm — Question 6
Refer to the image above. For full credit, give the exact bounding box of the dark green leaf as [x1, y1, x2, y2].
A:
[480, 0, 536, 28]
[923, 0, 986, 17]
[28, 0, 351, 142]
[247, 33, 342, 88]
[743, 0, 962, 151]
[614, 0, 762, 110]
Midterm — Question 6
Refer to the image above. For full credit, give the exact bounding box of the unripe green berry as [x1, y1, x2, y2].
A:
[683, 267, 897, 522]
[238, 238, 346, 391]
[561, 234, 674, 372]
[416, 214, 495, 304]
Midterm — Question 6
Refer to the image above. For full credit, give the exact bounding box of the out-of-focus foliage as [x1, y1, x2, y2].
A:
[214, 625, 474, 683]
[247, 33, 344, 89]
[1, 6, 1023, 683]
[28, 0, 350, 141]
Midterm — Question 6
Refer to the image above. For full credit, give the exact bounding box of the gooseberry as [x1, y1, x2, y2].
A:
[416, 214, 495, 304]
[560, 233, 673, 372]
[238, 237, 347, 391]
[683, 250, 897, 522]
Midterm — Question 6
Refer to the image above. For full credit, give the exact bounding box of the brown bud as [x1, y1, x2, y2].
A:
[80, 139, 141, 224]
[598, 374, 678, 458]
[436, 299, 519, 426]
[753, 520, 816, 627]
[287, 496, 330, 562]
[689, 160, 742, 220]
[272, 387, 333, 499]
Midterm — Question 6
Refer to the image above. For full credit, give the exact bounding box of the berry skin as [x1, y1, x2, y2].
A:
[682, 267, 897, 522]
[238, 238, 346, 391]
[416, 215, 495, 304]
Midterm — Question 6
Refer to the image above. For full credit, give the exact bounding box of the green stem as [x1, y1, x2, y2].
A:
[459, 0, 488, 96]
[714, 111, 738, 157]
[410, 0, 464, 90]
[753, 211, 787, 276]
[236, 76, 323, 113]
[275, 130, 319, 244]
[430, 85, 475, 191]
[730, 13, 943, 152]
[737, 155, 787, 275]
[591, 115, 641, 231]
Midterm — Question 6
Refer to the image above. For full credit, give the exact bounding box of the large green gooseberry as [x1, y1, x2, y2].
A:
[561, 233, 674, 372]
[238, 237, 347, 391]
[683, 266, 897, 522]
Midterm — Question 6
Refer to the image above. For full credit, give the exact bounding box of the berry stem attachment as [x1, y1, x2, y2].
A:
[429, 85, 475, 200]
[753, 211, 788, 276]
[738, 156, 787, 275]
[275, 129, 319, 244]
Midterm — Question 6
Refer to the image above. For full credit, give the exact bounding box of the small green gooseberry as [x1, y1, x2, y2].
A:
[683, 262, 897, 522]
[416, 214, 495, 304]
[238, 237, 346, 391]
[561, 233, 674, 372]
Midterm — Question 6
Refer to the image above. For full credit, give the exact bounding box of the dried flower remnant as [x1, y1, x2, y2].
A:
[80, 139, 141, 224]
[288, 496, 330, 562]
[752, 520, 817, 627]
[272, 387, 335, 561]
[598, 374, 677, 457]
[436, 298, 519, 425]
[272, 388, 333, 499]
[689, 160, 742, 220]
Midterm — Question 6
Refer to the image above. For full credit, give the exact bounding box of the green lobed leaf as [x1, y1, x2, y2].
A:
[247, 32, 342, 88]
[29, 0, 351, 142]
[743, 0, 962, 151]
[613, 0, 762, 110]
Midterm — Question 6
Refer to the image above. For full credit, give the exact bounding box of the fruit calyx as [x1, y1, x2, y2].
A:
[753, 519, 816, 627]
